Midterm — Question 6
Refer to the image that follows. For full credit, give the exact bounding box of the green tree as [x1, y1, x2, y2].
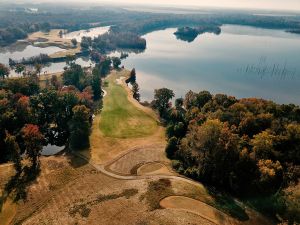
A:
[0, 63, 10, 79]
[126, 68, 136, 84]
[132, 82, 140, 102]
[98, 57, 112, 76]
[195, 90, 212, 108]
[34, 63, 42, 76]
[71, 38, 78, 47]
[15, 64, 26, 76]
[69, 105, 90, 150]
[63, 63, 84, 89]
[81, 36, 92, 50]
[4, 132, 22, 175]
[91, 67, 102, 100]
[50, 74, 61, 90]
[66, 55, 76, 66]
[152, 88, 174, 118]
[112, 57, 121, 69]
[166, 136, 178, 158]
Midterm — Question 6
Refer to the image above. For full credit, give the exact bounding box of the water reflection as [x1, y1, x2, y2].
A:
[63, 26, 110, 42]
[42, 144, 65, 156]
[121, 25, 300, 104]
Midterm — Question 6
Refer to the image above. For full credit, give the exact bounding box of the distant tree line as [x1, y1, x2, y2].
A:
[2, 4, 299, 47]
[152, 88, 300, 224]
[9, 54, 51, 66]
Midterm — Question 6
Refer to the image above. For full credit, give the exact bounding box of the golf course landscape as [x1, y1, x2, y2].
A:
[0, 70, 274, 225]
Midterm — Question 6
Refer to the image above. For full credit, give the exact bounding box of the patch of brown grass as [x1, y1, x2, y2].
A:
[140, 178, 174, 210]
[69, 188, 138, 218]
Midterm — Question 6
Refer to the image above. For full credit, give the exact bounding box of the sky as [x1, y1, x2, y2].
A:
[7, 0, 300, 12]
[82, 0, 300, 11]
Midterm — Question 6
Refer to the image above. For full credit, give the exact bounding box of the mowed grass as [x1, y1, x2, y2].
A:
[100, 72, 158, 138]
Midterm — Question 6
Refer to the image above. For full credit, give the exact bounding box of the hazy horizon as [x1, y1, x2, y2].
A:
[2, 0, 300, 12]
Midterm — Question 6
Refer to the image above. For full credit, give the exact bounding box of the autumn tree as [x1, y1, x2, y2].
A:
[179, 119, 240, 187]
[251, 130, 276, 160]
[256, 159, 283, 193]
[21, 124, 44, 171]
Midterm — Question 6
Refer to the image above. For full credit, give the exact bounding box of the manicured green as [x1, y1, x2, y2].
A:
[100, 73, 157, 138]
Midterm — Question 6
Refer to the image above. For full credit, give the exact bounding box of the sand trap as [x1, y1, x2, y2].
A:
[137, 162, 172, 175]
[116, 76, 125, 85]
[160, 196, 233, 225]
[102, 89, 107, 97]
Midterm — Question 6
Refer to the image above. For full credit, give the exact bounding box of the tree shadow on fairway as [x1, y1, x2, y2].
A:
[67, 152, 90, 169]
[208, 187, 249, 221]
[0, 166, 40, 212]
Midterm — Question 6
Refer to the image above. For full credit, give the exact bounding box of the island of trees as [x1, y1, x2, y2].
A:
[151, 88, 300, 224]
[80, 28, 146, 54]
[174, 25, 221, 42]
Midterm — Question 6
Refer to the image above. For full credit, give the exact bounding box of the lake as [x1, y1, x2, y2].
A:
[120, 25, 300, 105]
[1, 24, 300, 105]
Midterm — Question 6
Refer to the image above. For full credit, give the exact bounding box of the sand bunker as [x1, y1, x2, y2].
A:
[160, 196, 233, 225]
[137, 162, 172, 176]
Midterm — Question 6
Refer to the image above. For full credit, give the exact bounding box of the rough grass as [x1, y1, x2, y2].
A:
[0, 164, 17, 225]
[140, 178, 174, 210]
[0, 196, 17, 225]
[69, 188, 138, 218]
[99, 71, 157, 138]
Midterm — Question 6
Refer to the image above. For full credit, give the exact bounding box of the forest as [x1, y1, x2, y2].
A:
[151, 88, 300, 223]
[1, 3, 300, 46]
[0, 56, 116, 200]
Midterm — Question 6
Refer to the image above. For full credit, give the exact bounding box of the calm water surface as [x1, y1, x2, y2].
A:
[121, 25, 300, 104]
[1, 25, 299, 104]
